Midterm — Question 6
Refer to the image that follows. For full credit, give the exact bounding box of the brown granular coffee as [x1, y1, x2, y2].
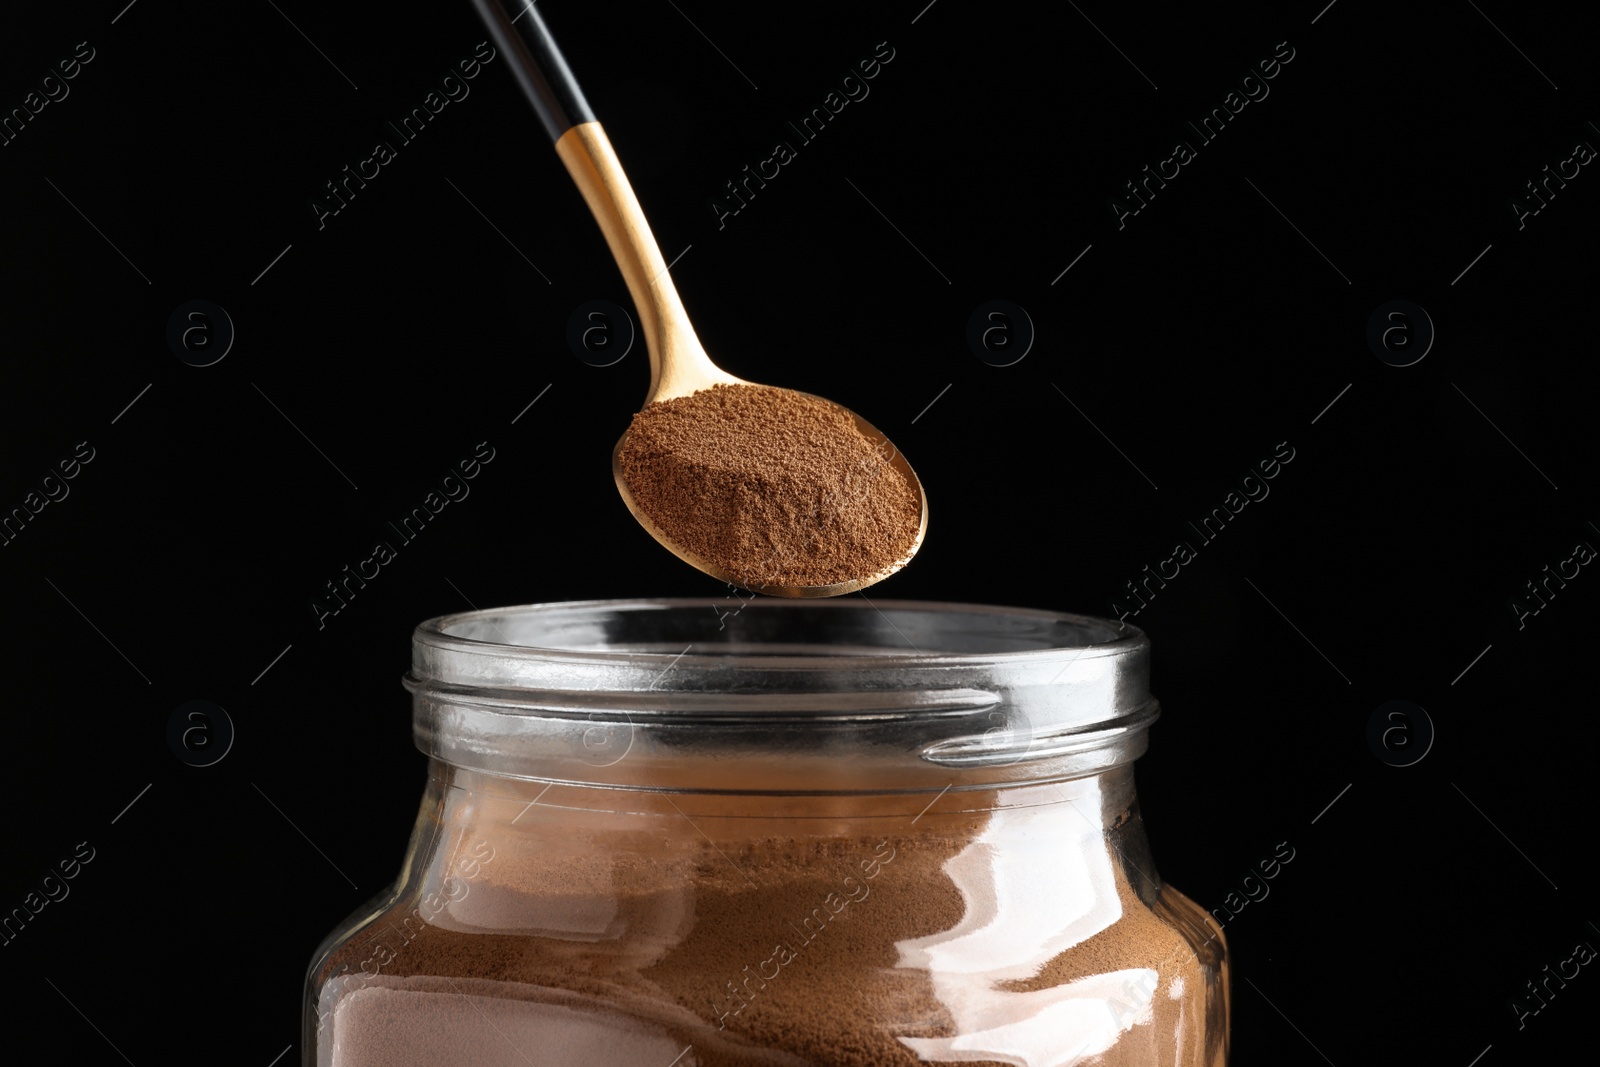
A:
[615, 384, 921, 588]
[317, 803, 1217, 1066]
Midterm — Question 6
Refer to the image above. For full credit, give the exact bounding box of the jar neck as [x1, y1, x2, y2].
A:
[426, 758, 1141, 818]
[407, 599, 1158, 792]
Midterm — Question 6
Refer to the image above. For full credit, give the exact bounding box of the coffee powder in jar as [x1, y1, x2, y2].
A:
[319, 784, 1217, 1067]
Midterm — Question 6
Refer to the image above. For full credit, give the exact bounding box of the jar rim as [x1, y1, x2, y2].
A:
[405, 599, 1158, 792]
[414, 597, 1139, 667]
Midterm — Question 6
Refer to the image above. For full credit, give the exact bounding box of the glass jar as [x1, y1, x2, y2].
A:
[304, 599, 1228, 1066]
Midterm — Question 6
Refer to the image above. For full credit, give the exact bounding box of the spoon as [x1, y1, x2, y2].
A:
[472, 0, 926, 597]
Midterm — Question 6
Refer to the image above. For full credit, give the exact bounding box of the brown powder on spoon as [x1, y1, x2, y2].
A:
[616, 384, 921, 589]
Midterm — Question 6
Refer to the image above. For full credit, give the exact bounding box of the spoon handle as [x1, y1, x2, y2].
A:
[471, 0, 725, 401]
[467, 0, 594, 143]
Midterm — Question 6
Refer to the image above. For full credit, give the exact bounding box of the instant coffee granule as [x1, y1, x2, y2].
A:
[319, 807, 1213, 1066]
[616, 384, 921, 588]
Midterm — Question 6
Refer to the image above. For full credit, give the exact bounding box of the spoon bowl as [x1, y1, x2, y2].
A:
[611, 395, 927, 597]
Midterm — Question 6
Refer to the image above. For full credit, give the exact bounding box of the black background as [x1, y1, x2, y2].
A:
[2, 1, 1595, 1063]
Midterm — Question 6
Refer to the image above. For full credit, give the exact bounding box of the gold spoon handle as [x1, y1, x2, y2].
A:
[554, 125, 724, 399]
[471, 0, 731, 401]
